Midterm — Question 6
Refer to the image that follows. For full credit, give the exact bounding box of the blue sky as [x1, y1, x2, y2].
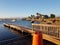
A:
[0, 0, 60, 18]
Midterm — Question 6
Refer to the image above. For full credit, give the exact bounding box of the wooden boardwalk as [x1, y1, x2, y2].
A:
[32, 23, 60, 45]
[3, 23, 34, 34]
[4, 23, 60, 45]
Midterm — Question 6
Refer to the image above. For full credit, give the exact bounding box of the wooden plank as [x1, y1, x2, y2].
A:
[4, 23, 60, 45]
[43, 34, 60, 45]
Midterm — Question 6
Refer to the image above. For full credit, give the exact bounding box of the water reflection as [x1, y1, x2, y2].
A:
[10, 29, 23, 37]
[0, 19, 32, 44]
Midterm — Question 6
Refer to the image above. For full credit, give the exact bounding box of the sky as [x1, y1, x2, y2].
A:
[0, 0, 60, 18]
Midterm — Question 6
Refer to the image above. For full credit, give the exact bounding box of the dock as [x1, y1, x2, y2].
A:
[3, 23, 34, 35]
[3, 23, 60, 45]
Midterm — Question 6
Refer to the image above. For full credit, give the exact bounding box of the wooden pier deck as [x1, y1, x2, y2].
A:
[3, 23, 60, 45]
[3, 23, 34, 35]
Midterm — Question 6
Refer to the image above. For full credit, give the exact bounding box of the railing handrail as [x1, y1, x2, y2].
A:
[32, 23, 60, 39]
[32, 23, 60, 27]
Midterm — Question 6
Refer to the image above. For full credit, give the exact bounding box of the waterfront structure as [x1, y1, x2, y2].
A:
[32, 23, 60, 45]
[4, 23, 60, 45]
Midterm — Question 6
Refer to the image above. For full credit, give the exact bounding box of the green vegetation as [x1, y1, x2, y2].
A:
[22, 13, 57, 21]
[50, 14, 55, 18]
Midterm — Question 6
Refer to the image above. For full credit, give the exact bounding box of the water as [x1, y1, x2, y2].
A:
[0, 20, 56, 45]
[0, 19, 32, 45]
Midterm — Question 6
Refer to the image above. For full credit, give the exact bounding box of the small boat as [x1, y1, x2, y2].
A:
[12, 19, 16, 22]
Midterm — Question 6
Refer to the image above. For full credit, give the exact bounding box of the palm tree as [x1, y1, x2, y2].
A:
[36, 13, 42, 19]
[31, 15, 35, 19]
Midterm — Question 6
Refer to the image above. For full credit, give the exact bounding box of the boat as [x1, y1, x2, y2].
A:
[11, 19, 16, 22]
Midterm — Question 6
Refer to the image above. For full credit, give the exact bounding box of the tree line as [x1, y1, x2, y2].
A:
[29, 13, 56, 19]
[22, 13, 56, 20]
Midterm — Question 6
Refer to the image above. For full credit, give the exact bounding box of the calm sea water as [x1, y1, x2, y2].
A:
[0, 19, 33, 45]
[0, 20, 56, 45]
